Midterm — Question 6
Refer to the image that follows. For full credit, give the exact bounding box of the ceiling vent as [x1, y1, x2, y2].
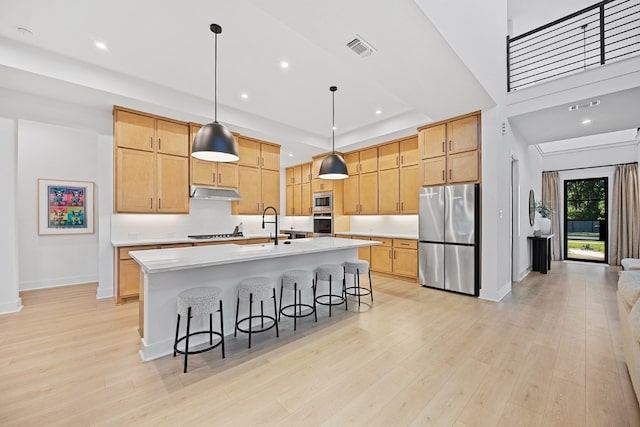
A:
[346, 35, 376, 58]
[568, 99, 600, 111]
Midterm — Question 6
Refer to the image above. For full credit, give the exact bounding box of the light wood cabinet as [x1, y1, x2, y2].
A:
[376, 135, 419, 214]
[400, 136, 420, 166]
[189, 124, 239, 188]
[114, 107, 189, 214]
[285, 162, 313, 216]
[418, 112, 480, 187]
[370, 237, 417, 279]
[378, 169, 400, 214]
[399, 165, 419, 214]
[378, 142, 399, 171]
[117, 245, 158, 304]
[343, 172, 378, 215]
[232, 138, 280, 215]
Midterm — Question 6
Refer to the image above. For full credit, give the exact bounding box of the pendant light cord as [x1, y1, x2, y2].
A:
[331, 88, 335, 154]
[214, 31, 218, 123]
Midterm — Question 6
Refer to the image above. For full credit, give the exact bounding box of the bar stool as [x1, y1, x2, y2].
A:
[234, 277, 279, 348]
[279, 269, 317, 331]
[173, 286, 225, 373]
[315, 264, 347, 317]
[344, 260, 373, 307]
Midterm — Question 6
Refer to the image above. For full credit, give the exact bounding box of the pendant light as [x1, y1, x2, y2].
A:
[319, 86, 348, 180]
[192, 24, 239, 162]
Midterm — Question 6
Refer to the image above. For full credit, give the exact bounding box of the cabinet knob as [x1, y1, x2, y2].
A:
[441, 141, 445, 153]
[213, 172, 216, 183]
[449, 140, 452, 151]
[150, 198, 153, 209]
[158, 138, 161, 150]
[218, 173, 221, 183]
[449, 169, 452, 180]
[158, 198, 161, 209]
[150, 136, 153, 148]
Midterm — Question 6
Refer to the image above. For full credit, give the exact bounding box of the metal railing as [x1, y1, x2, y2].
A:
[507, 0, 640, 91]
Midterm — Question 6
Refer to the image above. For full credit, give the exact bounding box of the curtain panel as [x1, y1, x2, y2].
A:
[610, 163, 640, 265]
[542, 171, 561, 260]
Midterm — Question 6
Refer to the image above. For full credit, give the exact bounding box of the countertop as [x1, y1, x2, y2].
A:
[281, 229, 313, 234]
[335, 231, 418, 240]
[111, 233, 287, 247]
[130, 237, 381, 274]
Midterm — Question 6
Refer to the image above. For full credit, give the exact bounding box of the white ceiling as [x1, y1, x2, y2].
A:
[0, 0, 634, 164]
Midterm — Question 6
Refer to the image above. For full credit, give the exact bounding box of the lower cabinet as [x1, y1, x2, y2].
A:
[370, 237, 417, 279]
[116, 245, 159, 304]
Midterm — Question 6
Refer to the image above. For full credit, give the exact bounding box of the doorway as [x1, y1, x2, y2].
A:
[564, 177, 608, 262]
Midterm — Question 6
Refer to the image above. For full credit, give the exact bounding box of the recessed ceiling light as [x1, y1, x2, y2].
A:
[240, 93, 248, 99]
[288, 153, 293, 157]
[582, 119, 592, 125]
[332, 126, 337, 131]
[280, 61, 289, 69]
[375, 110, 382, 115]
[94, 40, 108, 50]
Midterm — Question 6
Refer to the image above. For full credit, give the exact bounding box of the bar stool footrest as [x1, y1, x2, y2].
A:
[236, 315, 278, 334]
[174, 331, 224, 356]
[280, 303, 315, 318]
[315, 294, 346, 306]
[345, 286, 372, 297]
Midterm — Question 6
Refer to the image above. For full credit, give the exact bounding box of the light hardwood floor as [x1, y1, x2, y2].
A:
[1, 262, 639, 426]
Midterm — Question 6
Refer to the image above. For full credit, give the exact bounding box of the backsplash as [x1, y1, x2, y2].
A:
[110, 200, 269, 241]
[349, 215, 418, 236]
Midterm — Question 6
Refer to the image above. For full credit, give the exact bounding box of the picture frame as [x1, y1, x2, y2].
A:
[38, 179, 95, 235]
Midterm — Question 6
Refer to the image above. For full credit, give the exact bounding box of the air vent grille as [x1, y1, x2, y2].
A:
[346, 35, 376, 58]
[568, 99, 600, 111]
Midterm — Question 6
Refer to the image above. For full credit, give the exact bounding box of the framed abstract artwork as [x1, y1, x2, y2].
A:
[38, 179, 95, 235]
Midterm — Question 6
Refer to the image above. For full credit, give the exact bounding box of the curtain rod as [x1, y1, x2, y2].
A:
[543, 161, 638, 173]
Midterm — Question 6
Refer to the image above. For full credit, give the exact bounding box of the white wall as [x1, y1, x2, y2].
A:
[17, 121, 100, 290]
[0, 118, 22, 313]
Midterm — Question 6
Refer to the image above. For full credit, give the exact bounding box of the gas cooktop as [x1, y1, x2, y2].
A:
[187, 233, 243, 240]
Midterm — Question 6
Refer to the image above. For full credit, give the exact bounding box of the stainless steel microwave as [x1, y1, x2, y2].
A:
[313, 192, 332, 212]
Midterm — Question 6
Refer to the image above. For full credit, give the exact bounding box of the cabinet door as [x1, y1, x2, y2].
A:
[115, 110, 155, 151]
[116, 148, 155, 213]
[260, 143, 280, 171]
[359, 147, 378, 173]
[156, 154, 189, 213]
[400, 136, 419, 166]
[419, 124, 446, 159]
[119, 259, 141, 298]
[301, 182, 312, 215]
[448, 150, 478, 183]
[344, 152, 360, 175]
[378, 142, 399, 171]
[447, 115, 478, 154]
[343, 175, 360, 214]
[286, 167, 295, 185]
[286, 185, 294, 216]
[378, 168, 399, 214]
[217, 162, 239, 188]
[261, 168, 280, 213]
[191, 158, 217, 186]
[233, 166, 261, 214]
[312, 156, 323, 179]
[359, 172, 378, 214]
[371, 245, 393, 273]
[312, 179, 333, 193]
[293, 183, 302, 216]
[156, 119, 188, 156]
[293, 165, 302, 185]
[237, 137, 260, 167]
[393, 248, 417, 278]
[302, 162, 312, 183]
[421, 157, 447, 187]
[400, 165, 419, 214]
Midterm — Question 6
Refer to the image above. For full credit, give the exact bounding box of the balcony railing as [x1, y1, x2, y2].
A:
[507, 0, 640, 91]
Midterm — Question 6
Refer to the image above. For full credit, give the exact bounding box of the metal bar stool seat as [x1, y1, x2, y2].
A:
[279, 269, 317, 331]
[173, 286, 225, 373]
[234, 277, 279, 348]
[343, 259, 373, 307]
[315, 264, 347, 317]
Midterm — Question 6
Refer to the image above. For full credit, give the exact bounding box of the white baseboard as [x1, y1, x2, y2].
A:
[0, 297, 23, 315]
[96, 284, 114, 299]
[479, 280, 512, 302]
[20, 275, 98, 291]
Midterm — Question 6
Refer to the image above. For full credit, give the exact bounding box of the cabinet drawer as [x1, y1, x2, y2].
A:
[393, 239, 417, 249]
[161, 243, 193, 249]
[370, 237, 392, 247]
[119, 245, 159, 260]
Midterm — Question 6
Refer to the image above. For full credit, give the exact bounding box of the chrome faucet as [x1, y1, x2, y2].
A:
[261, 206, 279, 245]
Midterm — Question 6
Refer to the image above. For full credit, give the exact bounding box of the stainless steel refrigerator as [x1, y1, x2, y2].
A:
[419, 183, 479, 296]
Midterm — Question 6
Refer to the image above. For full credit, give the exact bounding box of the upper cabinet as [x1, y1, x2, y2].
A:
[377, 135, 419, 215]
[285, 162, 313, 216]
[189, 123, 239, 188]
[114, 107, 189, 213]
[418, 112, 481, 187]
[232, 137, 281, 215]
[343, 147, 378, 215]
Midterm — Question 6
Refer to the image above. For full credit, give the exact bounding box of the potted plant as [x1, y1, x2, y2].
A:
[536, 201, 553, 235]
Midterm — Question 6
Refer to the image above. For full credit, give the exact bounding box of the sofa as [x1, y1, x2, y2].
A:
[617, 270, 640, 402]
[622, 258, 640, 271]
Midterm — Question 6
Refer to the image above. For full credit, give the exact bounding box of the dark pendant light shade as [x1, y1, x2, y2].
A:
[319, 86, 348, 180]
[192, 23, 239, 163]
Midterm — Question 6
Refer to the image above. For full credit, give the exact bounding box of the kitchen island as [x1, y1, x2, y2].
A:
[131, 237, 378, 361]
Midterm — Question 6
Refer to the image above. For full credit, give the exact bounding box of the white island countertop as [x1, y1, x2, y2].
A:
[111, 233, 288, 247]
[130, 237, 380, 274]
[336, 231, 418, 240]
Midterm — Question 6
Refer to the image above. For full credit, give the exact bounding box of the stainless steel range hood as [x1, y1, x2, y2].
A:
[190, 185, 241, 201]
